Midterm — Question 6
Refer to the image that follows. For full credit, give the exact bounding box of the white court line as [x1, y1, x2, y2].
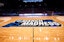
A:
[0, 17, 11, 24]
[56, 16, 64, 21]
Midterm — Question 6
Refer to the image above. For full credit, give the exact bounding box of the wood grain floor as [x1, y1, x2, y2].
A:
[0, 16, 64, 42]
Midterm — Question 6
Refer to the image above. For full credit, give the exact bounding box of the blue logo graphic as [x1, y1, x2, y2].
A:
[3, 20, 61, 27]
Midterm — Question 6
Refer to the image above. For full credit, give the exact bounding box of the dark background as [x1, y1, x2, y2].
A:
[0, 0, 64, 13]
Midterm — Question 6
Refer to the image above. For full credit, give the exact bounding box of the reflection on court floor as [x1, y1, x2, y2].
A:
[0, 16, 64, 42]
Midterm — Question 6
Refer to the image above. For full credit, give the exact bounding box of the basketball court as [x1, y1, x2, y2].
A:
[0, 16, 64, 42]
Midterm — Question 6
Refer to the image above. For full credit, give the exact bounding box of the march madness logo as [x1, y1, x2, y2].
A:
[3, 20, 61, 27]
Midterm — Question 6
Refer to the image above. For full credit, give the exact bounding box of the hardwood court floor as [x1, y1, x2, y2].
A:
[0, 16, 64, 42]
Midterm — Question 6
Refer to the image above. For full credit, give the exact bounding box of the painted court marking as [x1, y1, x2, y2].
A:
[0, 17, 11, 24]
[56, 16, 64, 21]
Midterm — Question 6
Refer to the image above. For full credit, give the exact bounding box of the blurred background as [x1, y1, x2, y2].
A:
[0, 0, 64, 16]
